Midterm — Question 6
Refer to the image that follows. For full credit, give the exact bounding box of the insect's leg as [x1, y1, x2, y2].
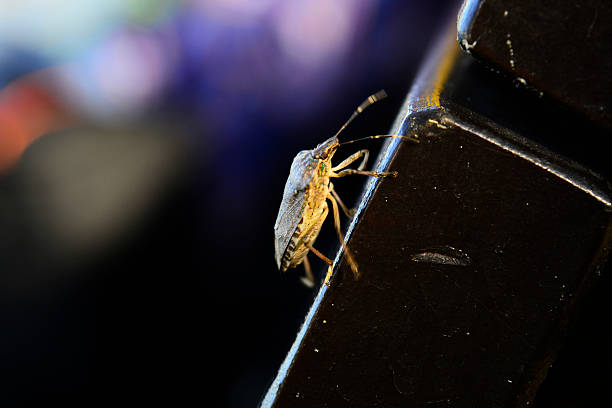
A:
[305, 243, 335, 286]
[327, 193, 359, 280]
[306, 243, 333, 265]
[330, 185, 355, 217]
[301, 256, 315, 288]
[332, 149, 369, 172]
[331, 168, 398, 178]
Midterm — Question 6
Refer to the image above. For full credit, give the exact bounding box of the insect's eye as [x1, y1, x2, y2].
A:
[318, 163, 327, 177]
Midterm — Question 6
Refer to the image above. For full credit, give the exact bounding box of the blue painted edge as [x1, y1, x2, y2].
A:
[457, 0, 481, 41]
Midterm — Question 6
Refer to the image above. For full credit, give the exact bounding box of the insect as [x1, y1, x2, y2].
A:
[273, 90, 418, 287]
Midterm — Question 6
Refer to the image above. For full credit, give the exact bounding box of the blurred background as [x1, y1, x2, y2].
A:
[0, 0, 454, 406]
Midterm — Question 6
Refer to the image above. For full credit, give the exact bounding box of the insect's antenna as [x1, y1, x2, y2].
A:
[339, 134, 420, 146]
[333, 90, 388, 139]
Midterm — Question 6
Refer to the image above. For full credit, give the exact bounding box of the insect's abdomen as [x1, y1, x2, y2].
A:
[285, 201, 329, 269]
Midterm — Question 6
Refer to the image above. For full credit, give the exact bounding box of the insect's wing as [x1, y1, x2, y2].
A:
[274, 151, 315, 270]
[274, 176, 307, 270]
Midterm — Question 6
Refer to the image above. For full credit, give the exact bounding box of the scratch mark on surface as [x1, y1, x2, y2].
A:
[505, 33, 516, 69]
[586, 5, 599, 38]
[389, 364, 405, 395]
[428, 118, 449, 129]
[460, 38, 478, 52]
[425, 398, 451, 405]
[411, 246, 471, 266]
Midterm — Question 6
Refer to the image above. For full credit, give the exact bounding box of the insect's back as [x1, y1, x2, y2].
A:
[274, 151, 317, 270]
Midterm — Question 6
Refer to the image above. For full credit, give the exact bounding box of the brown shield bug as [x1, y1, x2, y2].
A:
[274, 90, 419, 287]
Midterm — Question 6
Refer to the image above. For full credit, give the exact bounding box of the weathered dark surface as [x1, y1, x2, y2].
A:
[443, 50, 612, 180]
[457, 0, 612, 130]
[271, 113, 610, 407]
[263, 6, 612, 408]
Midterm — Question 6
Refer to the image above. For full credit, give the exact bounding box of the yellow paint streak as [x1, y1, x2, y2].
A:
[429, 42, 460, 108]
[412, 29, 462, 111]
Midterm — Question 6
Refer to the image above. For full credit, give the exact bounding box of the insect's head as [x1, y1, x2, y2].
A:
[312, 136, 339, 160]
